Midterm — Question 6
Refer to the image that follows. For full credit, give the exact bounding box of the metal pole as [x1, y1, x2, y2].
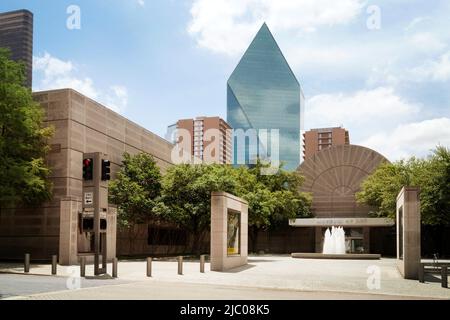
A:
[51, 255, 57, 275]
[200, 255, 205, 273]
[24, 253, 30, 273]
[80, 257, 86, 277]
[112, 257, 118, 278]
[146, 257, 152, 277]
[178, 256, 183, 275]
[441, 266, 448, 288]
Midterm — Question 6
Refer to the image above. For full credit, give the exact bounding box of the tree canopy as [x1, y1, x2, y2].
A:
[153, 163, 237, 253]
[0, 48, 53, 211]
[357, 146, 450, 226]
[112, 153, 312, 254]
[108, 152, 162, 228]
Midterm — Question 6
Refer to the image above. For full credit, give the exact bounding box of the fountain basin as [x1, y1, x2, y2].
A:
[291, 253, 381, 260]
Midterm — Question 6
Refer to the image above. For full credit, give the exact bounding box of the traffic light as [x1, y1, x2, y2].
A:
[83, 158, 93, 181]
[101, 159, 111, 181]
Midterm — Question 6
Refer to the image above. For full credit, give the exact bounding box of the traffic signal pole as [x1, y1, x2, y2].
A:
[83, 152, 109, 276]
[93, 152, 101, 275]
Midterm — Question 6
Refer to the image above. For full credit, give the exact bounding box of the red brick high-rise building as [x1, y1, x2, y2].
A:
[167, 116, 232, 164]
[303, 127, 350, 160]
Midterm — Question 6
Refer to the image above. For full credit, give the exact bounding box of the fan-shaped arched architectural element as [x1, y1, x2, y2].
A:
[291, 145, 396, 254]
[297, 144, 389, 218]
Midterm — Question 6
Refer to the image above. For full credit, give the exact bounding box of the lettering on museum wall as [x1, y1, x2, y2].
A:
[289, 217, 394, 227]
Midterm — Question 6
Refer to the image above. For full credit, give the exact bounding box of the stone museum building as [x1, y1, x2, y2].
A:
[0, 89, 174, 263]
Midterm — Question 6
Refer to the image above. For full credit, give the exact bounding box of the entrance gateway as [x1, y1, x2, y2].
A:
[294, 145, 395, 255]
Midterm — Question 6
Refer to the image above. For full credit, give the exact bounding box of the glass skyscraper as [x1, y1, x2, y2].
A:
[227, 23, 304, 171]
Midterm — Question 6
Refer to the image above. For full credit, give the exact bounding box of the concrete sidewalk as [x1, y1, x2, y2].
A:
[1, 256, 449, 300]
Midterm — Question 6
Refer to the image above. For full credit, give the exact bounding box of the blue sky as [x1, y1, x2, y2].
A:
[1, 0, 449, 161]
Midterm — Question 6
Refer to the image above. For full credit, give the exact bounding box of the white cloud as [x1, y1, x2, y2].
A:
[188, 0, 365, 55]
[33, 52, 73, 78]
[404, 16, 430, 32]
[33, 52, 98, 98]
[106, 86, 128, 114]
[33, 52, 128, 113]
[362, 118, 450, 160]
[137, 0, 145, 7]
[306, 87, 449, 161]
[409, 50, 450, 82]
[306, 87, 420, 129]
[407, 32, 446, 53]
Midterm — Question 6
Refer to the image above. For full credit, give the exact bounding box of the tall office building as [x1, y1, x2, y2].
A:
[303, 127, 350, 159]
[0, 9, 33, 88]
[227, 23, 304, 171]
[167, 116, 232, 164]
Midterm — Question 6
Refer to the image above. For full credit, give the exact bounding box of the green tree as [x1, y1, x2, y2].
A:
[416, 146, 450, 226]
[357, 148, 450, 225]
[109, 152, 162, 252]
[154, 163, 237, 254]
[109, 152, 162, 226]
[357, 147, 450, 253]
[0, 48, 53, 213]
[234, 160, 312, 251]
[414, 147, 450, 254]
[356, 159, 415, 219]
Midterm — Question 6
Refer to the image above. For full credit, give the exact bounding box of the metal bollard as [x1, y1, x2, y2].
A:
[80, 257, 86, 277]
[200, 255, 205, 273]
[418, 263, 424, 283]
[178, 256, 183, 275]
[51, 255, 57, 275]
[112, 258, 118, 278]
[24, 253, 30, 273]
[146, 257, 152, 277]
[442, 266, 448, 288]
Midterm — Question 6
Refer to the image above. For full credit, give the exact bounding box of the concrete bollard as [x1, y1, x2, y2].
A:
[80, 257, 86, 277]
[51, 255, 57, 275]
[112, 258, 118, 278]
[24, 253, 30, 273]
[178, 256, 183, 275]
[200, 255, 205, 273]
[442, 266, 448, 288]
[146, 257, 152, 277]
[418, 263, 424, 283]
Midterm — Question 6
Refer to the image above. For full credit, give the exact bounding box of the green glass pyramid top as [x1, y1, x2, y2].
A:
[227, 23, 303, 171]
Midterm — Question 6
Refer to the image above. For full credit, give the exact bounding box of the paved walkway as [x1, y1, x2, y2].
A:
[1, 256, 449, 300]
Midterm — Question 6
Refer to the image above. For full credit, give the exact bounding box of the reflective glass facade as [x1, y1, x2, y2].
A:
[227, 23, 304, 171]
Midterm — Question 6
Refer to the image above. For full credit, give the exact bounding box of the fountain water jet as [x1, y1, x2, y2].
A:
[323, 226, 346, 254]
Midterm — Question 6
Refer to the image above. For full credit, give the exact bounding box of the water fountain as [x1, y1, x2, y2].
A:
[323, 226, 346, 254]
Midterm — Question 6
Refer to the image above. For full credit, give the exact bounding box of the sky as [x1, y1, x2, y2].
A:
[1, 0, 449, 161]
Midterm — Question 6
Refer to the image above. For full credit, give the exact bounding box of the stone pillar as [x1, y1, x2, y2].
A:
[107, 206, 117, 262]
[59, 196, 81, 265]
[210, 192, 248, 271]
[396, 187, 421, 279]
[363, 227, 370, 253]
[314, 227, 323, 253]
